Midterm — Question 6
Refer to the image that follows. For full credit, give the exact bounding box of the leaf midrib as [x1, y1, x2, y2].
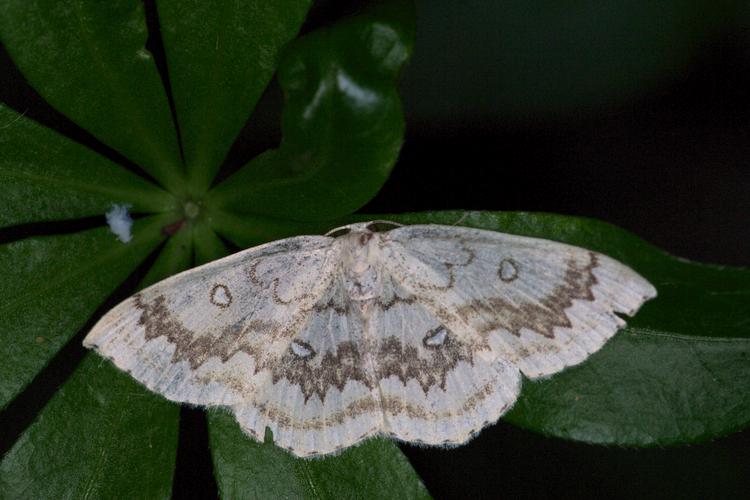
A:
[183, 0, 234, 190]
[0, 166, 171, 209]
[70, 1, 182, 191]
[626, 327, 750, 344]
[82, 376, 133, 499]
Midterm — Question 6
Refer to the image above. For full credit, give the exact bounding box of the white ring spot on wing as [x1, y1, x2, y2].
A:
[210, 284, 233, 308]
[291, 340, 315, 358]
[423, 326, 449, 347]
[499, 258, 519, 282]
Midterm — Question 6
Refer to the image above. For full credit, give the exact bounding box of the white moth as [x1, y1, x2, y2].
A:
[84, 221, 656, 457]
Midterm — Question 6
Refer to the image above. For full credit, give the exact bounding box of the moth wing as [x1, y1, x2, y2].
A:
[381, 224, 656, 379]
[366, 273, 521, 446]
[232, 275, 383, 457]
[84, 235, 339, 406]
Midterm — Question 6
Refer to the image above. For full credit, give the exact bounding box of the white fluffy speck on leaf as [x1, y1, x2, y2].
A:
[105, 204, 133, 243]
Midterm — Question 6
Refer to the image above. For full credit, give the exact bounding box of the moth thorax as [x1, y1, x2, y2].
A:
[342, 233, 380, 300]
[341, 231, 379, 273]
[344, 265, 379, 300]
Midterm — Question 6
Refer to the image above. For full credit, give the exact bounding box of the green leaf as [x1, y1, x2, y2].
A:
[509, 328, 750, 445]
[207, 209, 332, 249]
[208, 410, 430, 500]
[0, 104, 176, 228]
[0, 356, 180, 499]
[192, 221, 229, 265]
[0, 227, 193, 498]
[207, 0, 415, 221]
[157, 0, 312, 195]
[143, 223, 194, 286]
[0, 0, 184, 193]
[353, 211, 750, 446]
[0, 215, 168, 408]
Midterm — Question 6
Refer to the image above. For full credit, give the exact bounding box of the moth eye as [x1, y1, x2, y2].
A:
[291, 340, 316, 359]
[365, 221, 402, 233]
[210, 284, 233, 308]
[327, 227, 351, 238]
[498, 258, 519, 282]
[423, 326, 449, 348]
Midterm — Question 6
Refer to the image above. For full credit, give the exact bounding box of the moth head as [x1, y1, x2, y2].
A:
[325, 220, 403, 240]
[328, 221, 404, 270]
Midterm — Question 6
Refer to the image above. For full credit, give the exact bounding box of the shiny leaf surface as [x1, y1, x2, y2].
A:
[157, 0, 312, 194]
[208, 411, 430, 499]
[207, 0, 414, 221]
[0, 104, 175, 228]
[0, 0, 184, 192]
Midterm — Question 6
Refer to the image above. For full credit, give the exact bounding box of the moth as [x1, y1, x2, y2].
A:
[85, 220, 656, 457]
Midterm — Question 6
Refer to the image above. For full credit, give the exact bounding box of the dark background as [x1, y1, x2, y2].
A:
[1, 0, 748, 498]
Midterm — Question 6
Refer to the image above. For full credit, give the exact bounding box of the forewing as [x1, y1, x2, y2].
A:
[381, 224, 657, 379]
[84, 235, 338, 406]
